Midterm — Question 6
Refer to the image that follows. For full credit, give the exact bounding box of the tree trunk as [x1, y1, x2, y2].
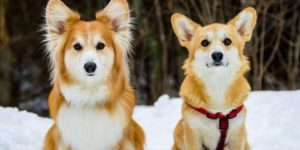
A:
[0, 0, 12, 106]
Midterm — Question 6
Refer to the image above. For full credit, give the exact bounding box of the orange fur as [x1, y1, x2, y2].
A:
[43, 0, 144, 149]
[171, 7, 256, 150]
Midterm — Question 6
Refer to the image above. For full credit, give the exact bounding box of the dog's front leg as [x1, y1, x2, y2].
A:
[44, 125, 70, 150]
[227, 125, 249, 150]
[183, 121, 203, 150]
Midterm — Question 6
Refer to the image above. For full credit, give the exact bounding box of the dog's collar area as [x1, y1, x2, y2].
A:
[186, 103, 244, 150]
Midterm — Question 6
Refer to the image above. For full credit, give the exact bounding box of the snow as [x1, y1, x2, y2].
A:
[1, 90, 300, 150]
[0, 108, 52, 150]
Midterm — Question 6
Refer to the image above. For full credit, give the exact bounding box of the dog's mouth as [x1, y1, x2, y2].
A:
[86, 73, 95, 77]
[206, 61, 229, 68]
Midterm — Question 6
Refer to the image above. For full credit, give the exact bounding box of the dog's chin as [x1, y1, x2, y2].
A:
[206, 62, 229, 68]
[78, 73, 106, 86]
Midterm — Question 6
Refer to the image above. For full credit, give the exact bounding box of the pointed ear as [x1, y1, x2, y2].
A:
[171, 13, 198, 47]
[96, 0, 132, 50]
[228, 7, 257, 41]
[45, 0, 80, 36]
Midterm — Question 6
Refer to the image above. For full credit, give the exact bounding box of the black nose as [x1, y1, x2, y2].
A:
[212, 52, 223, 62]
[84, 62, 97, 73]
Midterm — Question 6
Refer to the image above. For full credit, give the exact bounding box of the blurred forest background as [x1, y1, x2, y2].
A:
[0, 0, 299, 116]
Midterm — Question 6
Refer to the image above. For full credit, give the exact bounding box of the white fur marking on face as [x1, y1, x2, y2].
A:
[57, 104, 126, 150]
[62, 33, 114, 106]
[87, 23, 91, 45]
[74, 36, 84, 46]
[192, 46, 241, 107]
[205, 43, 229, 67]
[205, 32, 213, 41]
[217, 29, 227, 39]
[93, 35, 102, 46]
[64, 47, 114, 84]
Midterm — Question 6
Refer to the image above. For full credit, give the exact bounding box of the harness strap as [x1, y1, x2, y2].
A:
[187, 103, 244, 150]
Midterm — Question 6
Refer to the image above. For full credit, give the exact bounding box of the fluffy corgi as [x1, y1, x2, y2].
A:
[43, 0, 144, 149]
[171, 7, 257, 150]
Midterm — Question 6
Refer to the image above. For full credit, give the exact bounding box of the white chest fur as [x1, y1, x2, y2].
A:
[185, 110, 244, 149]
[57, 104, 126, 150]
[201, 70, 235, 106]
[60, 83, 109, 106]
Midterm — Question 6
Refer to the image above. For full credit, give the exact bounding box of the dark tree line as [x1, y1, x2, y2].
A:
[0, 0, 299, 116]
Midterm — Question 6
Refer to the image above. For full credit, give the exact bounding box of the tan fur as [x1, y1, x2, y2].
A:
[43, 0, 144, 149]
[171, 7, 257, 150]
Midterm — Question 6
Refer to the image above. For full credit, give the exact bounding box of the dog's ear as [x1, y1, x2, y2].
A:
[171, 13, 198, 47]
[44, 0, 80, 83]
[96, 0, 132, 51]
[45, 0, 80, 40]
[228, 7, 257, 42]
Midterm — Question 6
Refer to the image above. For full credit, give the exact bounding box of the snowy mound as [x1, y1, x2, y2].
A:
[1, 91, 300, 150]
[0, 108, 52, 150]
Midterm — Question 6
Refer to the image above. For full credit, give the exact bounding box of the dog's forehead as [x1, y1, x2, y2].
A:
[70, 21, 112, 45]
[200, 24, 228, 39]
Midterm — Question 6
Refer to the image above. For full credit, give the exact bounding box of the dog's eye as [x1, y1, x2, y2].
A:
[73, 43, 82, 51]
[96, 42, 105, 50]
[201, 39, 210, 47]
[223, 38, 232, 46]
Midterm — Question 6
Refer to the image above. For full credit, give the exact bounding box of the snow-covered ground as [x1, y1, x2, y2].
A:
[1, 90, 300, 150]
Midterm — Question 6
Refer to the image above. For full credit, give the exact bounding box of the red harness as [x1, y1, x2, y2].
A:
[187, 103, 244, 150]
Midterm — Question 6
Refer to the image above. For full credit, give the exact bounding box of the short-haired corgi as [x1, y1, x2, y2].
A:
[171, 7, 257, 150]
[43, 0, 144, 149]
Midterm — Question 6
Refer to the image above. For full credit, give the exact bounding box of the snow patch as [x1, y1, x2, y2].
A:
[1, 90, 300, 150]
[0, 107, 52, 150]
